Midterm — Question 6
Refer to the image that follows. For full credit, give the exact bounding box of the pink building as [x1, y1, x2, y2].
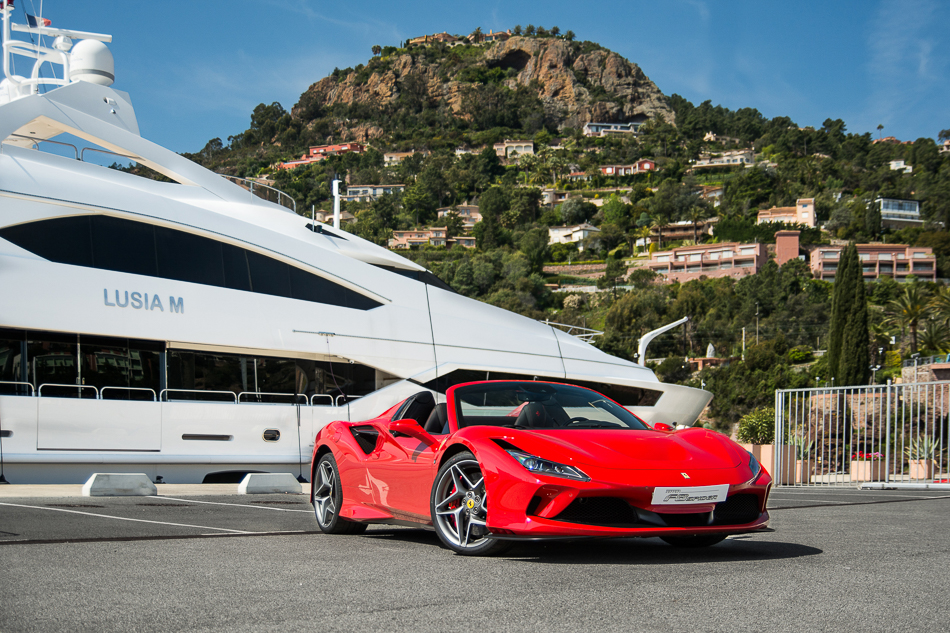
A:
[809, 243, 937, 282]
[389, 228, 476, 249]
[277, 143, 365, 170]
[600, 160, 655, 176]
[775, 231, 801, 266]
[647, 242, 768, 283]
[757, 198, 816, 228]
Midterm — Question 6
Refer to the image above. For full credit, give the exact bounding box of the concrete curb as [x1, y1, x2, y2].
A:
[859, 482, 950, 491]
[238, 473, 302, 494]
[82, 473, 158, 497]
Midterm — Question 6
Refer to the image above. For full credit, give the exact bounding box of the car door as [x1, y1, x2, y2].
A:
[371, 428, 440, 521]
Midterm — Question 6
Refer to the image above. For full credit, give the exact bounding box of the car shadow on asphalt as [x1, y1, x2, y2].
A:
[360, 528, 822, 564]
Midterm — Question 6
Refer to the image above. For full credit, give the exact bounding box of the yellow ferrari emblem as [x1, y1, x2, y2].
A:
[466, 499, 475, 509]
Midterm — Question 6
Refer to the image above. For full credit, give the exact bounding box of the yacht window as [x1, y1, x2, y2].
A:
[247, 251, 292, 298]
[0, 215, 381, 310]
[221, 245, 252, 291]
[421, 369, 662, 407]
[371, 264, 457, 294]
[93, 216, 158, 277]
[156, 227, 225, 286]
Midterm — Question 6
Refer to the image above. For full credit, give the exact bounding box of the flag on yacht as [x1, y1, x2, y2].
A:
[26, 14, 51, 28]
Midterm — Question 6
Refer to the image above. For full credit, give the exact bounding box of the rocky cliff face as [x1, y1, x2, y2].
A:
[485, 37, 673, 128]
[293, 37, 673, 139]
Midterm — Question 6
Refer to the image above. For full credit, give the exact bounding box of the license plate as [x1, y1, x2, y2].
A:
[651, 484, 729, 505]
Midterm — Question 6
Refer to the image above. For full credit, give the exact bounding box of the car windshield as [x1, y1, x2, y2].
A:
[452, 381, 650, 431]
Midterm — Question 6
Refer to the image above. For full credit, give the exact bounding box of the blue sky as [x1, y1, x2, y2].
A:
[10, 0, 948, 153]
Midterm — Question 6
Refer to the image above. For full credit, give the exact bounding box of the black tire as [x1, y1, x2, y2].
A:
[430, 451, 510, 556]
[660, 534, 727, 548]
[312, 453, 367, 535]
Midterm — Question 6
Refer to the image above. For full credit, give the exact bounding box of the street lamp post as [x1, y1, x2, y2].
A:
[870, 365, 881, 385]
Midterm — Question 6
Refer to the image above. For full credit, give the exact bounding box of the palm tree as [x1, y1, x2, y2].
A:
[372, 45, 382, 56]
[551, 26, 561, 37]
[563, 30, 575, 42]
[686, 205, 708, 243]
[886, 283, 932, 354]
[472, 27, 483, 43]
[929, 285, 950, 325]
[919, 319, 950, 355]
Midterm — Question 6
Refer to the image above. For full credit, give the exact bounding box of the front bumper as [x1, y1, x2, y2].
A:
[482, 453, 772, 539]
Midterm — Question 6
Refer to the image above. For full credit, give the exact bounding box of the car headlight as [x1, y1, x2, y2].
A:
[506, 449, 590, 481]
[747, 451, 762, 482]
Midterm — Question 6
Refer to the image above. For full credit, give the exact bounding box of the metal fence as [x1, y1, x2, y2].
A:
[773, 381, 950, 487]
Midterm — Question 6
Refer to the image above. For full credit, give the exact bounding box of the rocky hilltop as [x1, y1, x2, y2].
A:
[292, 36, 673, 141]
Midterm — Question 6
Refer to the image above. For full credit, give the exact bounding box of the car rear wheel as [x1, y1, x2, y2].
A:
[431, 452, 509, 556]
[313, 453, 367, 535]
[660, 534, 727, 548]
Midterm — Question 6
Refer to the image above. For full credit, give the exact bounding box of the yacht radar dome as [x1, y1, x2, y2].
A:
[69, 39, 114, 86]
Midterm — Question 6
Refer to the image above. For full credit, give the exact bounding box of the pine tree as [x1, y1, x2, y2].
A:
[828, 243, 870, 385]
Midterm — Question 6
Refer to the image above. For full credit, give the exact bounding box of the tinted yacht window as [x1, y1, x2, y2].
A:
[92, 216, 158, 277]
[0, 215, 94, 267]
[156, 226, 225, 286]
[0, 215, 381, 310]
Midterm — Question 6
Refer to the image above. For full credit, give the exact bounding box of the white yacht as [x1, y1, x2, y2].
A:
[0, 7, 712, 484]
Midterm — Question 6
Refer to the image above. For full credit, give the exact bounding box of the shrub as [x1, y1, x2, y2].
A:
[787, 345, 814, 364]
[736, 407, 776, 444]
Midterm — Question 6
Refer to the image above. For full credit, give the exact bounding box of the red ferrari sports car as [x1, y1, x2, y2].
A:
[310, 380, 771, 555]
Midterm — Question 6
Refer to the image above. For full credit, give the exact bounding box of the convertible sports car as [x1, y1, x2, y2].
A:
[310, 380, 771, 555]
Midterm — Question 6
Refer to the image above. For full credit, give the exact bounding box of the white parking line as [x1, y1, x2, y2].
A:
[0, 502, 253, 533]
[155, 497, 314, 513]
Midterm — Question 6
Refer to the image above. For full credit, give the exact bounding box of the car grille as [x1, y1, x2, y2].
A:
[549, 493, 761, 528]
[553, 497, 639, 526]
[712, 493, 761, 525]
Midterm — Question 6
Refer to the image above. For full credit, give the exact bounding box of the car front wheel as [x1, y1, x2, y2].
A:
[431, 452, 509, 556]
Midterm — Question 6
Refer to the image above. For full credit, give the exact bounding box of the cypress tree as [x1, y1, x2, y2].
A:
[828, 243, 870, 385]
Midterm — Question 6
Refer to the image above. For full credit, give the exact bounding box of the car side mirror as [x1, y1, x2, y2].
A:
[389, 419, 437, 445]
[652, 422, 675, 432]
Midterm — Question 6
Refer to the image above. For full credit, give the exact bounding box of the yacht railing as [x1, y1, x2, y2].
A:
[6, 134, 79, 159]
[0, 383, 360, 406]
[37, 384, 98, 398]
[0, 380, 35, 395]
[80, 146, 140, 163]
[160, 389, 238, 403]
[238, 392, 308, 405]
[541, 320, 604, 343]
[100, 386, 157, 401]
[219, 175, 297, 213]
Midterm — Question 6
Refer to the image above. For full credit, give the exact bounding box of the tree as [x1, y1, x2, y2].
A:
[597, 255, 628, 294]
[550, 26, 561, 37]
[563, 30, 575, 41]
[473, 27, 483, 43]
[877, 123, 884, 139]
[512, 25, 523, 36]
[525, 24, 536, 36]
[443, 210, 464, 239]
[827, 244, 870, 385]
[519, 228, 550, 274]
[372, 45, 382, 56]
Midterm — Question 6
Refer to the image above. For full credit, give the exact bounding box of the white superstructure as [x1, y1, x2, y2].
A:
[0, 6, 712, 484]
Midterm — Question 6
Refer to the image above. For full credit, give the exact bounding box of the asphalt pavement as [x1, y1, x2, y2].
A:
[0, 487, 948, 632]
